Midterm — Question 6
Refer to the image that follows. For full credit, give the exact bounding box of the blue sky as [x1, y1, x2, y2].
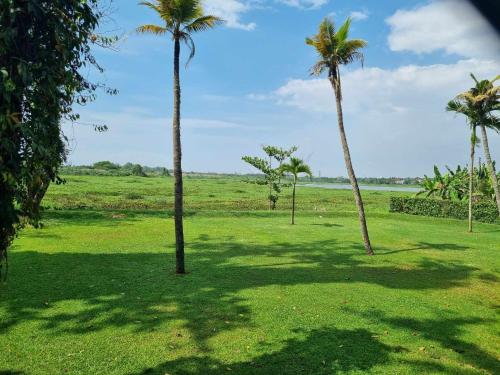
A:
[65, 0, 500, 177]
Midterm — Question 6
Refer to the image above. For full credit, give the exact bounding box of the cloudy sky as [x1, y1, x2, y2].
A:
[66, 0, 500, 177]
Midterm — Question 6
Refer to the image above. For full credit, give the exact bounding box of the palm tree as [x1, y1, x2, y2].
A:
[447, 98, 480, 232]
[281, 157, 312, 224]
[305, 17, 373, 255]
[462, 74, 500, 216]
[137, 1, 222, 274]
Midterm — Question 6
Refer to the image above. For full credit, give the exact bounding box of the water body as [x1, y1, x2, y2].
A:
[301, 183, 420, 193]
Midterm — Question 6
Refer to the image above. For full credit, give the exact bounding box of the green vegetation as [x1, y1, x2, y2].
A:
[390, 196, 499, 224]
[1, 175, 499, 374]
[415, 164, 500, 231]
[62, 162, 160, 177]
[417, 164, 499, 202]
[38, 175, 409, 213]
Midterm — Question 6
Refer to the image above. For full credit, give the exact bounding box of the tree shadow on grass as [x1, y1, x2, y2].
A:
[356, 309, 500, 374]
[311, 223, 343, 228]
[0, 236, 478, 346]
[1, 226, 492, 374]
[37, 209, 197, 228]
[377, 241, 471, 256]
[133, 327, 395, 375]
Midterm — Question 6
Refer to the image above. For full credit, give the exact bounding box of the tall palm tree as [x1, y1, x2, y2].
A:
[447, 98, 480, 232]
[306, 17, 373, 255]
[462, 74, 500, 216]
[137, 1, 222, 274]
[281, 157, 312, 224]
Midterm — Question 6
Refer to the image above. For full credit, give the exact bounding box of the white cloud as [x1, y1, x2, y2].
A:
[202, 0, 256, 30]
[278, 0, 328, 9]
[259, 59, 500, 176]
[273, 59, 500, 114]
[202, 0, 329, 31]
[349, 10, 368, 21]
[386, 0, 500, 59]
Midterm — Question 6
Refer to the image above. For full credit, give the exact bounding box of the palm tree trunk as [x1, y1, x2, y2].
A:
[173, 37, 185, 274]
[468, 128, 475, 233]
[330, 78, 373, 255]
[291, 177, 296, 225]
[268, 155, 273, 210]
[268, 180, 272, 211]
[480, 124, 500, 216]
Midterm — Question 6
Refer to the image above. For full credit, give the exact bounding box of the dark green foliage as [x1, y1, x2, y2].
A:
[0, 0, 112, 277]
[94, 161, 121, 170]
[417, 164, 499, 202]
[60, 162, 171, 177]
[390, 197, 499, 224]
[131, 164, 147, 177]
[417, 165, 468, 201]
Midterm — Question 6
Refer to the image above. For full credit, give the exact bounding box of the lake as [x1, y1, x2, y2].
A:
[301, 183, 420, 193]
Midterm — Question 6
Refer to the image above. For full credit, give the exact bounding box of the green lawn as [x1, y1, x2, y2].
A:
[0, 176, 499, 374]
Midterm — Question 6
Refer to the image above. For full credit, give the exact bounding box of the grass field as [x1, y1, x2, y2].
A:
[1, 176, 499, 374]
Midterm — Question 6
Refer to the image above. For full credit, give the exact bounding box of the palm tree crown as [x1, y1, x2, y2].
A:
[137, 0, 223, 63]
[306, 17, 366, 97]
[281, 157, 312, 179]
[447, 74, 499, 131]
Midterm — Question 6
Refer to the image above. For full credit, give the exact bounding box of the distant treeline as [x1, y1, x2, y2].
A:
[61, 161, 169, 177]
[60, 162, 422, 184]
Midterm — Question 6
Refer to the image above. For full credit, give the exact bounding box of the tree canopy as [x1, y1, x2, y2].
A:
[0, 0, 114, 278]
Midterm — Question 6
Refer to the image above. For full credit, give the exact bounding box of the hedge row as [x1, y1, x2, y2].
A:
[389, 197, 499, 224]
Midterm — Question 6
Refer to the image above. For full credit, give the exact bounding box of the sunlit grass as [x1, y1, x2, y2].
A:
[0, 176, 499, 374]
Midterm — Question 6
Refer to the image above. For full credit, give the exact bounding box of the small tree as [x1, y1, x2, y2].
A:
[281, 157, 312, 224]
[243, 145, 297, 210]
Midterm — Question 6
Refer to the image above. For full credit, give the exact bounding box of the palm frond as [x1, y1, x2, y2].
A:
[184, 15, 224, 33]
[309, 61, 328, 76]
[179, 32, 195, 66]
[139, 1, 175, 29]
[137, 0, 222, 66]
[281, 157, 312, 178]
[139, 1, 162, 13]
[335, 17, 351, 43]
[136, 24, 168, 35]
[470, 72, 479, 85]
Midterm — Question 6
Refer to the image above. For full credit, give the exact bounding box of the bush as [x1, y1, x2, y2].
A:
[389, 197, 498, 224]
[131, 164, 147, 177]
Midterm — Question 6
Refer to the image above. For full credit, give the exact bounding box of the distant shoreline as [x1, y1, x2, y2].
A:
[300, 183, 420, 193]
